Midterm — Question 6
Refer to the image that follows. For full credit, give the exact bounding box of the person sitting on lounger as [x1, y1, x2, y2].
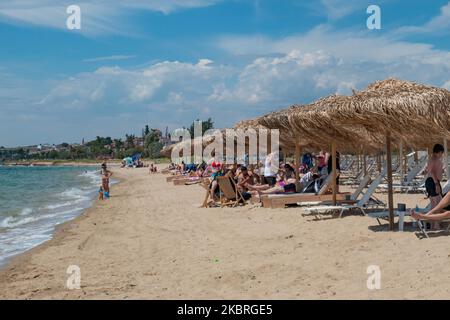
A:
[411, 180, 450, 225]
[236, 166, 253, 192]
[316, 150, 327, 175]
[206, 163, 225, 204]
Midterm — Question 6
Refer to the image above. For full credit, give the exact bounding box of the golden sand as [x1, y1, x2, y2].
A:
[0, 167, 449, 299]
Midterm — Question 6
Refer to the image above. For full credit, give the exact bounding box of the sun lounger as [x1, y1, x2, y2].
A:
[404, 155, 427, 184]
[217, 176, 247, 207]
[199, 178, 213, 208]
[341, 159, 355, 171]
[166, 175, 183, 182]
[416, 220, 450, 239]
[442, 180, 450, 194]
[297, 172, 371, 209]
[261, 172, 350, 209]
[378, 156, 427, 192]
[303, 169, 386, 218]
[368, 210, 412, 226]
[172, 176, 206, 185]
[410, 199, 450, 239]
[262, 193, 351, 209]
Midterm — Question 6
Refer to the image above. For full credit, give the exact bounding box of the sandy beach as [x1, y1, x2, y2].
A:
[1, 167, 449, 300]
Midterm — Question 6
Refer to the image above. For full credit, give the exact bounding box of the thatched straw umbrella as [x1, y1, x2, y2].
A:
[253, 104, 384, 183]
[301, 79, 450, 149]
[287, 78, 450, 229]
[161, 128, 262, 164]
[161, 130, 223, 163]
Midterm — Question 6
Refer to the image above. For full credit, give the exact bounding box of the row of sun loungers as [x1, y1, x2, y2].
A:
[161, 153, 449, 237]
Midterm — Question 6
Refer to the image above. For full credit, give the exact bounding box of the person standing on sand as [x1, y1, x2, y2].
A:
[263, 152, 278, 187]
[317, 150, 327, 175]
[101, 163, 113, 199]
[423, 144, 445, 228]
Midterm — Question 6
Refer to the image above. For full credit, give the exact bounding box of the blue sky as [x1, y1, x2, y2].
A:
[1, 0, 450, 147]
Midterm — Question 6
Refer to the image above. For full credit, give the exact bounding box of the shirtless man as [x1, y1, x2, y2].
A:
[236, 166, 253, 192]
[411, 144, 445, 227]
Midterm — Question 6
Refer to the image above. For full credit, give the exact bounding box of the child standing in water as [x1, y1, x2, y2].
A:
[98, 186, 104, 200]
[101, 163, 113, 199]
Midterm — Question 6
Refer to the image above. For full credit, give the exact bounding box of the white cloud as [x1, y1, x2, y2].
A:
[0, 0, 220, 35]
[396, 2, 450, 35]
[2, 21, 450, 146]
[33, 37, 450, 133]
[217, 25, 450, 66]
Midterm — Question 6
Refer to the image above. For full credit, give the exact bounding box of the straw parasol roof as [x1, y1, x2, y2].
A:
[160, 130, 227, 159]
[163, 79, 450, 158]
[313, 79, 450, 149]
[160, 128, 260, 161]
[259, 79, 450, 153]
[234, 112, 298, 152]
[252, 104, 382, 154]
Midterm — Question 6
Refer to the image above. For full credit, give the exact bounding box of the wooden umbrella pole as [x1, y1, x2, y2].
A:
[399, 141, 403, 186]
[363, 153, 367, 177]
[444, 139, 449, 180]
[386, 133, 395, 230]
[294, 142, 301, 182]
[331, 141, 337, 206]
[403, 147, 407, 184]
[294, 143, 301, 192]
[377, 153, 381, 173]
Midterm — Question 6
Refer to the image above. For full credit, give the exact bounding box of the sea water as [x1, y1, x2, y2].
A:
[0, 166, 104, 266]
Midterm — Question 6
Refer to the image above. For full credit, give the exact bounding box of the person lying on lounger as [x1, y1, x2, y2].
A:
[246, 171, 298, 198]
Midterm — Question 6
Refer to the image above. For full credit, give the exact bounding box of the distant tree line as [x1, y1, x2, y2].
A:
[1, 119, 214, 161]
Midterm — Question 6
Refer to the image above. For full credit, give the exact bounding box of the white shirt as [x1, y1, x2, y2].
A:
[264, 155, 277, 177]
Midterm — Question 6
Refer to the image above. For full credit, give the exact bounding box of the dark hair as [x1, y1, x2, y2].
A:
[284, 163, 294, 172]
[285, 170, 294, 179]
[433, 144, 445, 154]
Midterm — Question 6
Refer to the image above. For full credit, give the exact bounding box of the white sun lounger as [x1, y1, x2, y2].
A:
[416, 219, 450, 239]
[368, 205, 442, 236]
[304, 170, 386, 219]
[404, 156, 427, 184]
